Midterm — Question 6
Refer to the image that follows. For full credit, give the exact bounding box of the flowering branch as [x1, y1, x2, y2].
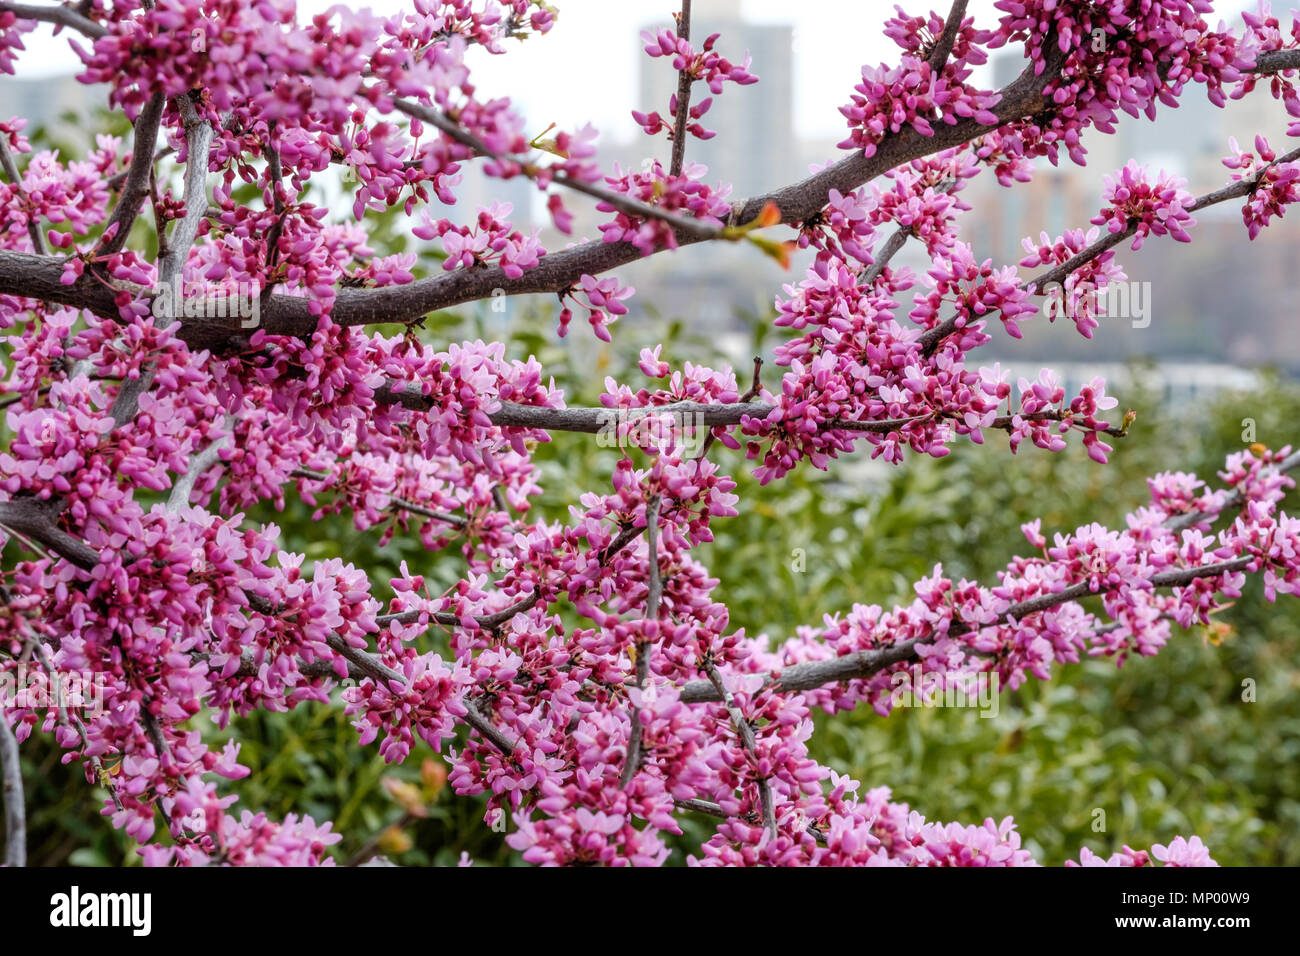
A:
[703, 659, 776, 838]
[676, 556, 1254, 705]
[920, 140, 1300, 354]
[391, 98, 724, 242]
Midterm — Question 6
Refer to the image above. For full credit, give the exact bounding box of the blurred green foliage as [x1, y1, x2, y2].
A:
[6, 111, 1299, 866]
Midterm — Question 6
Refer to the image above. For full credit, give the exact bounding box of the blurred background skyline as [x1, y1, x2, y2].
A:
[1, 0, 1294, 400]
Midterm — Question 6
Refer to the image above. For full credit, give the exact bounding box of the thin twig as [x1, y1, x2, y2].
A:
[704, 659, 777, 838]
[926, 0, 969, 74]
[29, 641, 122, 812]
[291, 468, 468, 529]
[0, 1, 106, 38]
[620, 494, 661, 788]
[668, 0, 693, 178]
[392, 98, 726, 242]
[0, 132, 47, 255]
[1165, 449, 1300, 531]
[861, 178, 956, 286]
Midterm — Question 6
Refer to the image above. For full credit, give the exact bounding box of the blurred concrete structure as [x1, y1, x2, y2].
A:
[0, 74, 108, 145]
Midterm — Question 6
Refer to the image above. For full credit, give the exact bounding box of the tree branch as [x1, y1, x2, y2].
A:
[290, 468, 468, 529]
[704, 658, 776, 838]
[99, 93, 165, 258]
[392, 97, 726, 242]
[467, 399, 1127, 440]
[619, 494, 660, 788]
[0, 499, 99, 569]
[0, 49, 1069, 346]
[167, 430, 229, 512]
[0, 716, 25, 867]
[0, 1, 106, 38]
[862, 178, 956, 285]
[926, 0, 969, 74]
[29, 640, 123, 812]
[1165, 448, 1300, 532]
[920, 142, 1300, 354]
[669, 0, 693, 177]
[157, 94, 212, 290]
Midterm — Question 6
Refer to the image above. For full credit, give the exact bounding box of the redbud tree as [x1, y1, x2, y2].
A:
[0, 0, 1297, 867]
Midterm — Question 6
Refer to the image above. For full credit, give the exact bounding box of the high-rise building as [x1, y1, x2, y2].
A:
[637, 2, 796, 198]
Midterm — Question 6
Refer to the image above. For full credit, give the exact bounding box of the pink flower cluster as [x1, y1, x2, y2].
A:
[1090, 161, 1196, 250]
[840, 8, 999, 159]
[0, 10, 32, 76]
[1223, 134, 1300, 238]
[633, 27, 758, 141]
[986, 0, 1252, 168]
[597, 160, 733, 255]
[414, 201, 543, 278]
[0, 121, 119, 254]
[1020, 226, 1127, 338]
[839, 56, 1001, 158]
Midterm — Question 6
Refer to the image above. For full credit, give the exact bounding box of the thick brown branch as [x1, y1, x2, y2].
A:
[0, 499, 99, 569]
